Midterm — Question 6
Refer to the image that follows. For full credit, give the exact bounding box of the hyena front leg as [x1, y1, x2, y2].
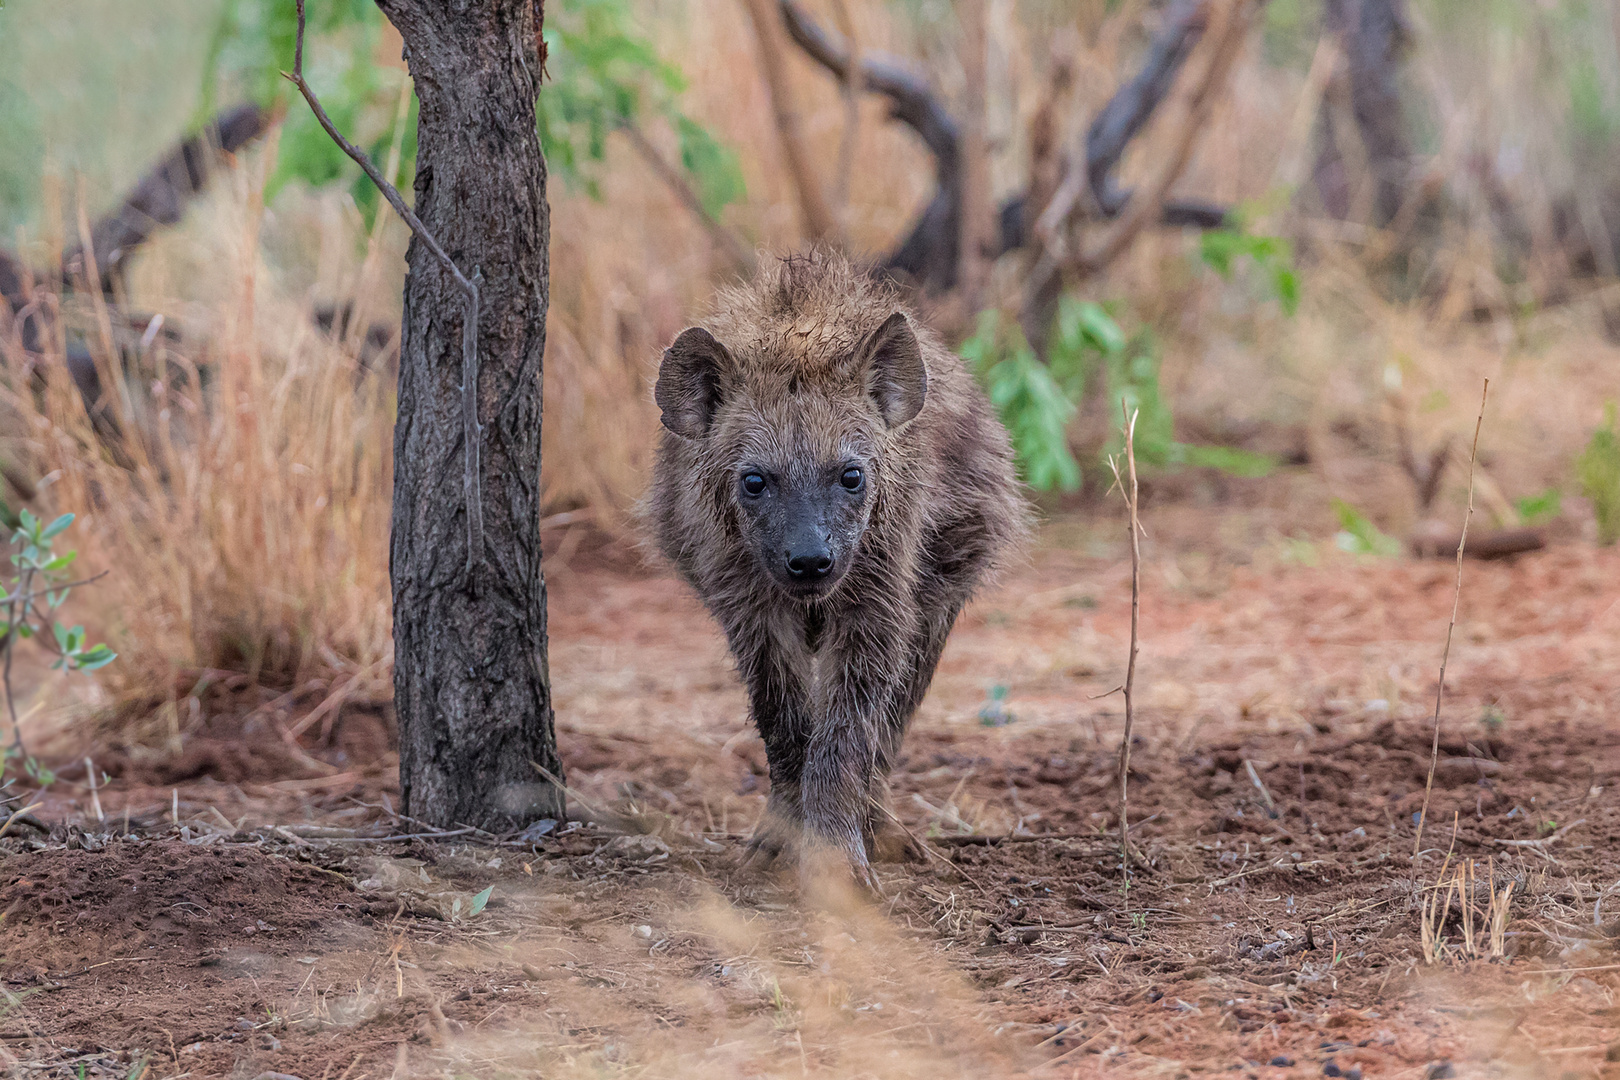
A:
[729, 630, 811, 867]
[865, 597, 965, 849]
[800, 619, 906, 892]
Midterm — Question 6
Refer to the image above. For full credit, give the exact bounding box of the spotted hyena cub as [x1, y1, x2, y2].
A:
[648, 251, 1025, 888]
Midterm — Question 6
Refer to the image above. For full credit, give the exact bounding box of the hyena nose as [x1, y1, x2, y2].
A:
[786, 548, 834, 579]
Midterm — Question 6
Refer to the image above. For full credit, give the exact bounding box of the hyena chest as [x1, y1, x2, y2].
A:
[762, 603, 836, 707]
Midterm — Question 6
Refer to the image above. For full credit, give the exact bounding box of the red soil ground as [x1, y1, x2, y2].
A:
[8, 507, 1620, 1079]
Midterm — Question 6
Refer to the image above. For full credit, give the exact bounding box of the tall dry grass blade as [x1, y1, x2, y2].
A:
[1413, 379, 1489, 862]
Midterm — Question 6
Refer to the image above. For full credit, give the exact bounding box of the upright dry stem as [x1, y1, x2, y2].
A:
[1107, 405, 1143, 874]
[1413, 380, 1489, 861]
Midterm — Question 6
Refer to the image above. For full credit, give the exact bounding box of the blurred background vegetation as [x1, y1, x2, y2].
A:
[1, 0, 1619, 722]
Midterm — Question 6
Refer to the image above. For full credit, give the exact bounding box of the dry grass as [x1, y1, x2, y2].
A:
[0, 162, 394, 735]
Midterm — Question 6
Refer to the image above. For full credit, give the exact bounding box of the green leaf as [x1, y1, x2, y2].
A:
[40, 513, 73, 540]
[963, 314, 1081, 493]
[75, 644, 117, 672]
[1515, 487, 1562, 526]
[1332, 499, 1402, 558]
[1198, 226, 1300, 314]
[468, 885, 493, 917]
[1178, 444, 1277, 478]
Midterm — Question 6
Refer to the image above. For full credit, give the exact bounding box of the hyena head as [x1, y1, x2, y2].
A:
[655, 310, 927, 601]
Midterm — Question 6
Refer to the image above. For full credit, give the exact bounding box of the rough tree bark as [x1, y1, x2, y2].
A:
[377, 0, 564, 830]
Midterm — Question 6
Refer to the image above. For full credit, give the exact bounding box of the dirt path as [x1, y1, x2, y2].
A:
[10, 515, 1620, 1078]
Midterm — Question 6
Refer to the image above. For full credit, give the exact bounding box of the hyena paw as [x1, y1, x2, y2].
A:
[743, 815, 799, 869]
[799, 837, 884, 899]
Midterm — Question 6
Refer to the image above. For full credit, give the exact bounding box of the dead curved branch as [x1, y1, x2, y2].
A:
[780, 0, 1236, 299]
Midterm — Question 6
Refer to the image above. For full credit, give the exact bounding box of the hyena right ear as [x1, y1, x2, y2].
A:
[655, 327, 732, 438]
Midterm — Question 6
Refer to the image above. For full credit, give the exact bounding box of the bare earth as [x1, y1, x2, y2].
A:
[10, 504, 1620, 1080]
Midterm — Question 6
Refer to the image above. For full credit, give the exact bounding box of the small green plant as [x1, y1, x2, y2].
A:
[1480, 704, 1506, 733]
[1198, 224, 1300, 316]
[1515, 487, 1562, 526]
[1, 509, 116, 767]
[1577, 402, 1620, 545]
[977, 684, 1014, 727]
[1332, 500, 1402, 557]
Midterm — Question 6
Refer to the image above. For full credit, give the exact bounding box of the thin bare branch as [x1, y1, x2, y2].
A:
[741, 0, 838, 242]
[1077, 0, 1256, 273]
[618, 122, 755, 275]
[284, 0, 484, 580]
[1413, 379, 1489, 862]
[829, 0, 862, 220]
[957, 0, 992, 309]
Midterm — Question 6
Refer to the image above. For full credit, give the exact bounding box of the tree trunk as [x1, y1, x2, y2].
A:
[377, 0, 564, 830]
[1314, 0, 1412, 226]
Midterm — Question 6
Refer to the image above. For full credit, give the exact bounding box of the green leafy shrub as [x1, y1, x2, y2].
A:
[961, 297, 1276, 492]
[1577, 402, 1620, 545]
[1514, 487, 1562, 526]
[1198, 225, 1300, 315]
[540, 0, 744, 215]
[199, 0, 743, 221]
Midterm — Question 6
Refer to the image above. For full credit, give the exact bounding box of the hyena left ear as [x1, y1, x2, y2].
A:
[856, 312, 928, 428]
[655, 327, 732, 438]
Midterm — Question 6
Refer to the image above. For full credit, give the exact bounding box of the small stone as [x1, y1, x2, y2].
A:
[1345, 1069, 1362, 1080]
[1607, 1044, 1620, 1063]
[1425, 1063, 1455, 1080]
[1322, 1062, 1341, 1077]
[605, 834, 670, 861]
[1270, 1058, 1294, 1068]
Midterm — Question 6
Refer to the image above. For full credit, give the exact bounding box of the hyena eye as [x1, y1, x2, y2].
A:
[840, 467, 864, 492]
[742, 472, 767, 497]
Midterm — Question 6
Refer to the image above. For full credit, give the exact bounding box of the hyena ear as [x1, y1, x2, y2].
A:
[655, 327, 732, 438]
[855, 312, 928, 428]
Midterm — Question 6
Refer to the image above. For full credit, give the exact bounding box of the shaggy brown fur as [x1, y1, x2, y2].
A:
[647, 252, 1026, 887]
